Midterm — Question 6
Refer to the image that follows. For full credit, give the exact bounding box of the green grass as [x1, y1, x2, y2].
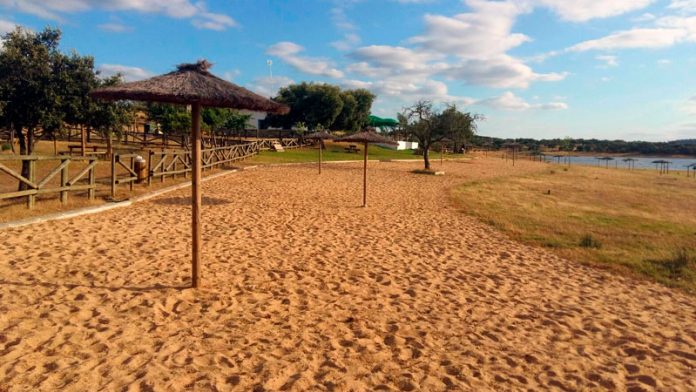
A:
[247, 142, 433, 164]
[452, 165, 696, 292]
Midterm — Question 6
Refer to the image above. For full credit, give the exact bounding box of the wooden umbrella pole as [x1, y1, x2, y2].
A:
[319, 141, 322, 174]
[191, 102, 202, 288]
[363, 141, 368, 207]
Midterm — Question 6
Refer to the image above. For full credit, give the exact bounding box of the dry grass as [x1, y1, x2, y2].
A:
[452, 162, 696, 291]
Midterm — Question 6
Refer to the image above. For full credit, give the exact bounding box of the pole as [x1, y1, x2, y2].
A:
[81, 125, 86, 156]
[318, 140, 322, 174]
[191, 102, 202, 288]
[362, 141, 368, 207]
[440, 144, 444, 167]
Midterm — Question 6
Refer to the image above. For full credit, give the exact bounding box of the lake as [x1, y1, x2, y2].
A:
[542, 155, 696, 171]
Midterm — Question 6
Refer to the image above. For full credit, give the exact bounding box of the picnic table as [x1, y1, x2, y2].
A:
[344, 144, 360, 153]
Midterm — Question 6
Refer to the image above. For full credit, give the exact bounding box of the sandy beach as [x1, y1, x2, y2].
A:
[0, 158, 694, 391]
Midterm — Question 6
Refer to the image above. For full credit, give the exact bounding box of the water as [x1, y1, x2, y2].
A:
[542, 155, 696, 171]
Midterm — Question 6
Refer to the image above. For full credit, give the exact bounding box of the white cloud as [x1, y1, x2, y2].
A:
[267, 41, 344, 78]
[0, 0, 236, 30]
[97, 64, 153, 82]
[657, 58, 672, 65]
[568, 28, 688, 51]
[248, 75, 294, 97]
[409, 1, 533, 60]
[332, 33, 360, 51]
[601, 76, 613, 82]
[222, 69, 241, 82]
[191, 12, 237, 31]
[345, 0, 566, 90]
[633, 12, 657, 22]
[0, 19, 17, 34]
[98, 22, 133, 33]
[669, 0, 696, 13]
[536, 0, 654, 22]
[562, 15, 696, 53]
[596, 54, 619, 67]
[329, 2, 361, 51]
[476, 91, 568, 111]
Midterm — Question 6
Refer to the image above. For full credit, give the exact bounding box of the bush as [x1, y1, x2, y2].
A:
[579, 234, 602, 249]
[1, 143, 10, 151]
[660, 248, 692, 277]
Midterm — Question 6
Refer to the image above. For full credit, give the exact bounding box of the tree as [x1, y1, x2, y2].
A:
[266, 82, 344, 129]
[0, 27, 65, 188]
[400, 100, 480, 170]
[439, 104, 481, 153]
[147, 103, 191, 135]
[332, 89, 375, 132]
[87, 75, 134, 157]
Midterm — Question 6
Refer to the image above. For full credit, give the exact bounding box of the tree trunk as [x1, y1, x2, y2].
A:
[18, 127, 35, 191]
[9, 127, 16, 153]
[423, 145, 431, 170]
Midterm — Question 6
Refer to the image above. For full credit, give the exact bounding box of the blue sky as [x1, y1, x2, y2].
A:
[2, 0, 696, 141]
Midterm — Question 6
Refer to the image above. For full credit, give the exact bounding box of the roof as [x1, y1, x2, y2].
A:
[90, 60, 289, 114]
[336, 129, 396, 144]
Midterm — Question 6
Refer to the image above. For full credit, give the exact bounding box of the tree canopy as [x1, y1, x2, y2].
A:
[266, 82, 375, 131]
[399, 100, 480, 170]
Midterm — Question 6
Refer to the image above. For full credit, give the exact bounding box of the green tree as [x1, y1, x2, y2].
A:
[266, 82, 344, 129]
[147, 103, 191, 135]
[87, 75, 134, 156]
[0, 27, 65, 187]
[439, 104, 481, 153]
[400, 100, 480, 170]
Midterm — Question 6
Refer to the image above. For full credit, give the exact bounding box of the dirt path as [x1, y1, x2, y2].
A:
[1, 158, 694, 391]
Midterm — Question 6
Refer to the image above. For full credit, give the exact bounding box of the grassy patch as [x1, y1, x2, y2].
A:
[452, 165, 696, 292]
[246, 142, 462, 165]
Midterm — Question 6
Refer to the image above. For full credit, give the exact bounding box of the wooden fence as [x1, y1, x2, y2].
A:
[111, 153, 142, 198]
[0, 155, 98, 209]
[1, 137, 307, 209]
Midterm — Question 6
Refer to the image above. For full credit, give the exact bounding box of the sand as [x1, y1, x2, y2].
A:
[0, 158, 694, 391]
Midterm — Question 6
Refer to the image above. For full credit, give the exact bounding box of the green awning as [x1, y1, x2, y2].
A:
[368, 115, 399, 127]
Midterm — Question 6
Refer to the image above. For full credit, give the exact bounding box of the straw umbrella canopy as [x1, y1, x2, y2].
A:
[90, 60, 289, 289]
[336, 128, 396, 207]
[305, 131, 335, 174]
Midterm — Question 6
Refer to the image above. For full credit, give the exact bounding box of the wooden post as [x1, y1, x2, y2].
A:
[111, 153, 117, 199]
[129, 156, 135, 192]
[147, 150, 153, 186]
[318, 140, 322, 174]
[27, 159, 36, 209]
[60, 158, 69, 205]
[191, 102, 202, 289]
[362, 141, 368, 208]
[88, 159, 96, 200]
[81, 125, 87, 157]
[440, 144, 444, 167]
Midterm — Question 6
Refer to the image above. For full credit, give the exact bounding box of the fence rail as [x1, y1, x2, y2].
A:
[145, 142, 260, 186]
[0, 155, 97, 209]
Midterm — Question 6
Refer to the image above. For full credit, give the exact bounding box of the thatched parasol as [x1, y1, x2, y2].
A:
[305, 131, 334, 174]
[336, 128, 396, 207]
[90, 60, 289, 289]
[502, 142, 522, 166]
[652, 159, 671, 174]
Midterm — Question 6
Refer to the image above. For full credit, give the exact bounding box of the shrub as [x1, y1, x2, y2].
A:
[579, 234, 602, 249]
[660, 248, 692, 277]
[1, 143, 10, 151]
